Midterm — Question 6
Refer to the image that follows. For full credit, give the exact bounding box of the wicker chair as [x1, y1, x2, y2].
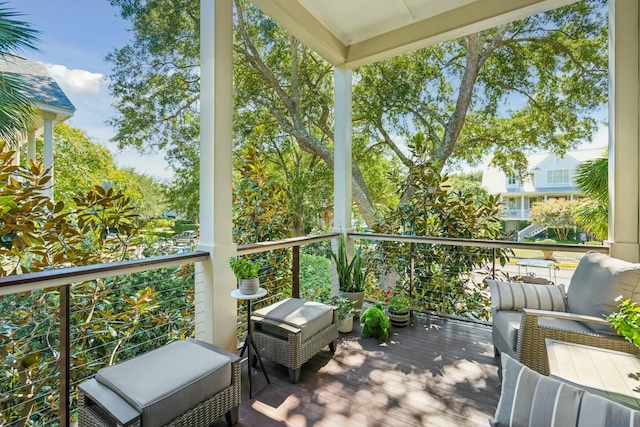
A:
[517, 308, 640, 375]
[79, 339, 241, 427]
[251, 298, 339, 383]
[489, 251, 640, 376]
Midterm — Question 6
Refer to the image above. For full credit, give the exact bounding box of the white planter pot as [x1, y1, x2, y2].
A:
[239, 277, 259, 294]
[338, 316, 354, 333]
[338, 291, 364, 317]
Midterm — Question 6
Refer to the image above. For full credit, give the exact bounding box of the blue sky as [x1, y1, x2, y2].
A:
[7, 0, 173, 180]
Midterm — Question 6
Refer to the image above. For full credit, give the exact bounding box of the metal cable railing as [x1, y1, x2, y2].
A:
[0, 233, 610, 425]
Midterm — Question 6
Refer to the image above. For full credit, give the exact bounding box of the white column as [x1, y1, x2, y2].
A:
[608, 0, 640, 262]
[43, 114, 55, 201]
[195, 0, 236, 352]
[332, 66, 353, 296]
[520, 195, 525, 219]
[27, 128, 36, 165]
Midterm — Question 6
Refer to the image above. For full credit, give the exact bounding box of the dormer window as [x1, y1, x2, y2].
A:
[547, 169, 569, 184]
[507, 175, 518, 186]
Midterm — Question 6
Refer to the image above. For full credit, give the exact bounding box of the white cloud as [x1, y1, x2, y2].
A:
[43, 63, 103, 95]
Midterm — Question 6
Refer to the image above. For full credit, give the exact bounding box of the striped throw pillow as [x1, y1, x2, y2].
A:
[491, 354, 640, 427]
[486, 279, 566, 312]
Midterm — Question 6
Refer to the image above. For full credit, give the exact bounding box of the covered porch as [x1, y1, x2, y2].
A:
[198, 0, 640, 353]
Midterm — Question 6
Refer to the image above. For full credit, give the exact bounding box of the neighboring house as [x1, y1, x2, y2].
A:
[0, 55, 76, 200]
[481, 147, 606, 237]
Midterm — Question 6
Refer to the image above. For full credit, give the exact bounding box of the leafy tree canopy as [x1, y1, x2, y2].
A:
[26, 123, 168, 218]
[106, 0, 607, 227]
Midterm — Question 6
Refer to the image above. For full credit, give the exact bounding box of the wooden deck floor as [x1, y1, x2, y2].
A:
[214, 315, 501, 427]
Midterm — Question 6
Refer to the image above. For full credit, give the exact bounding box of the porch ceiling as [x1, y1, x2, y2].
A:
[250, 0, 580, 68]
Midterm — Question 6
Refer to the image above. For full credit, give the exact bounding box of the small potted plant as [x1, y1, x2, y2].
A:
[387, 292, 411, 327]
[229, 256, 260, 294]
[331, 234, 370, 315]
[333, 296, 358, 333]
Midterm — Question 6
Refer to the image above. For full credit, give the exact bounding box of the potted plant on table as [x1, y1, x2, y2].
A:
[331, 234, 370, 316]
[229, 256, 260, 294]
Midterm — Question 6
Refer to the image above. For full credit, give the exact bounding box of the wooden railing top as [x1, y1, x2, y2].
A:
[0, 251, 209, 296]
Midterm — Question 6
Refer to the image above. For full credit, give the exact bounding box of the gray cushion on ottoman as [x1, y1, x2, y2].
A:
[96, 339, 231, 427]
[567, 251, 640, 335]
[253, 298, 334, 341]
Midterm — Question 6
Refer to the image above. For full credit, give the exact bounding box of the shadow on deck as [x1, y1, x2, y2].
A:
[214, 314, 501, 427]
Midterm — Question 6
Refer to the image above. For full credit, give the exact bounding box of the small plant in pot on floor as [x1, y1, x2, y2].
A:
[333, 296, 359, 333]
[387, 292, 411, 327]
[331, 234, 371, 316]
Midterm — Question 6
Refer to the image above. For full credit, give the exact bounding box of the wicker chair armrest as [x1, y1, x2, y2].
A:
[517, 308, 638, 375]
[522, 308, 611, 327]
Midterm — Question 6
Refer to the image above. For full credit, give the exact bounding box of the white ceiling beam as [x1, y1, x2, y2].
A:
[345, 0, 581, 68]
[250, 0, 348, 65]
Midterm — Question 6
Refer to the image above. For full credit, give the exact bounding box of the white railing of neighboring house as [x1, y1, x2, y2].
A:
[517, 223, 548, 241]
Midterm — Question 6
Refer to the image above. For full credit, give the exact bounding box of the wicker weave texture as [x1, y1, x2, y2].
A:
[252, 313, 338, 371]
[79, 358, 241, 427]
[79, 393, 142, 427]
[517, 311, 640, 375]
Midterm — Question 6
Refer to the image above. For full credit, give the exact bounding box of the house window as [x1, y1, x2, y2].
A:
[527, 197, 539, 209]
[547, 169, 569, 184]
[507, 175, 518, 186]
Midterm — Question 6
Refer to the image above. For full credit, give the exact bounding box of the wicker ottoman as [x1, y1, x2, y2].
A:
[251, 298, 338, 383]
[78, 339, 240, 427]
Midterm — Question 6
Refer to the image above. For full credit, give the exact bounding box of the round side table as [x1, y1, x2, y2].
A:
[230, 288, 270, 398]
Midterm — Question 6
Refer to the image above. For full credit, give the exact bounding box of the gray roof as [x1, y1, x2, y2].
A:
[0, 55, 76, 112]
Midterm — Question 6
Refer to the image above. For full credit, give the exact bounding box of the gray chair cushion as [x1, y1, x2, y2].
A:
[567, 251, 640, 335]
[253, 298, 334, 342]
[487, 279, 567, 312]
[493, 310, 523, 352]
[96, 339, 231, 427]
[491, 354, 640, 426]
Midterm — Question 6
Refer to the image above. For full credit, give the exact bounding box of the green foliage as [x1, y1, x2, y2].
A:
[373, 161, 509, 321]
[528, 199, 580, 241]
[330, 234, 370, 293]
[0, 145, 193, 425]
[388, 293, 411, 313]
[231, 128, 291, 326]
[332, 297, 358, 320]
[360, 302, 391, 341]
[299, 253, 331, 301]
[0, 4, 39, 146]
[107, 0, 606, 227]
[607, 299, 640, 349]
[574, 152, 608, 240]
[229, 256, 260, 279]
